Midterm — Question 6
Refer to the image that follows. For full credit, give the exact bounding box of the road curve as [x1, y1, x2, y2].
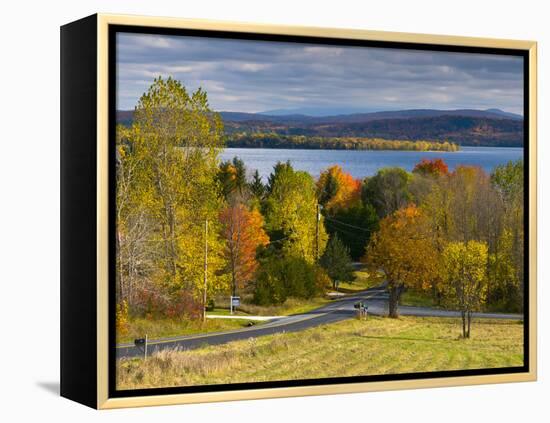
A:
[116, 286, 522, 359]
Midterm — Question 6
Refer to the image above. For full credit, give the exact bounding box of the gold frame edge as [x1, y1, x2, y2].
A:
[95, 13, 537, 409]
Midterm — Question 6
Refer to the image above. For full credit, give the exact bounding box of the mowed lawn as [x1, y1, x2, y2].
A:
[117, 316, 523, 389]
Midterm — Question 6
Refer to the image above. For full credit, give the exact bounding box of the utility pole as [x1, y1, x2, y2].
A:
[203, 219, 208, 322]
[316, 203, 321, 262]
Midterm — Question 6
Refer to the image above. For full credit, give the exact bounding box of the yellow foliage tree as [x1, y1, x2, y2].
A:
[364, 205, 441, 317]
[116, 77, 228, 316]
[266, 165, 328, 263]
[442, 240, 488, 338]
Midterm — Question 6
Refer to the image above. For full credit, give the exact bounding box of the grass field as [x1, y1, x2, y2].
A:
[118, 316, 259, 344]
[117, 316, 523, 389]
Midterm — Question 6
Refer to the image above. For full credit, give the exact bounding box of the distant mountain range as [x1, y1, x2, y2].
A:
[257, 107, 523, 120]
[258, 106, 383, 117]
[116, 108, 524, 147]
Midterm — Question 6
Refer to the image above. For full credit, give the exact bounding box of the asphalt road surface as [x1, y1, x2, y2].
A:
[116, 286, 522, 359]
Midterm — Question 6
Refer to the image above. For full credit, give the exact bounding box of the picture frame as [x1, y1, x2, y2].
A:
[60, 13, 537, 409]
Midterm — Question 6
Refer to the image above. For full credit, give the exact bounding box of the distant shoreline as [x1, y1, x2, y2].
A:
[226, 134, 460, 152]
[224, 144, 461, 153]
[222, 145, 523, 152]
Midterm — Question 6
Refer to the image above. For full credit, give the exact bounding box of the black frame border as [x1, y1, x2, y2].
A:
[107, 24, 531, 399]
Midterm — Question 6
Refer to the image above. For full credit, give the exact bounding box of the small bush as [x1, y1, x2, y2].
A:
[315, 267, 332, 291]
[253, 256, 325, 305]
[132, 285, 202, 320]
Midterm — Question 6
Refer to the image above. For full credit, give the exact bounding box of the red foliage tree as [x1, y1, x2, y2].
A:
[413, 158, 449, 177]
[317, 165, 362, 212]
[220, 204, 269, 296]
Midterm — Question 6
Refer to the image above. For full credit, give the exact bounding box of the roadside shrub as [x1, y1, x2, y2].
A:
[315, 267, 332, 291]
[132, 285, 202, 320]
[252, 255, 324, 305]
[165, 291, 202, 320]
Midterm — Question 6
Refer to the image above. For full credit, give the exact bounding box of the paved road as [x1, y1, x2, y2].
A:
[116, 286, 522, 359]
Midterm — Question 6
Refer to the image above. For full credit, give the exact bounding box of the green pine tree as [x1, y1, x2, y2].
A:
[320, 234, 354, 289]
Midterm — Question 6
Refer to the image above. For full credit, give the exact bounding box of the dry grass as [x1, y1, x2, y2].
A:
[118, 316, 258, 344]
[117, 316, 523, 390]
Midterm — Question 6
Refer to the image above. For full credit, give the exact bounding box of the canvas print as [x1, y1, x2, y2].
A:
[113, 31, 526, 391]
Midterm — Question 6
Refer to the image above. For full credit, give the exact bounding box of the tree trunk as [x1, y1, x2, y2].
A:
[115, 228, 125, 303]
[461, 311, 467, 338]
[231, 269, 237, 298]
[467, 311, 472, 338]
[388, 283, 403, 318]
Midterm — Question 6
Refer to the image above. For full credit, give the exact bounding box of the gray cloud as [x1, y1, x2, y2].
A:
[116, 32, 524, 114]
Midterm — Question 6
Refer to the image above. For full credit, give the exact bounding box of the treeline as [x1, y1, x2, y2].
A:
[216, 153, 525, 338]
[311, 157, 524, 337]
[222, 114, 523, 147]
[227, 133, 460, 152]
[115, 77, 330, 324]
[115, 77, 226, 321]
[360, 158, 524, 336]
[217, 158, 330, 306]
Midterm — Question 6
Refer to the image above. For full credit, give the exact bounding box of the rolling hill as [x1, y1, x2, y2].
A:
[117, 108, 524, 147]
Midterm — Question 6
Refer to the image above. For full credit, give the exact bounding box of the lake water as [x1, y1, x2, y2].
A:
[221, 147, 523, 181]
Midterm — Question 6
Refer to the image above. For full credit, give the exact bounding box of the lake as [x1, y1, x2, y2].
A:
[221, 146, 523, 181]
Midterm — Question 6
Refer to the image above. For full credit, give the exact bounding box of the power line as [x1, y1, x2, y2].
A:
[324, 221, 372, 241]
[324, 216, 375, 233]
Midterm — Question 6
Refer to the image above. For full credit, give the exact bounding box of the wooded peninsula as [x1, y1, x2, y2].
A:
[226, 133, 460, 151]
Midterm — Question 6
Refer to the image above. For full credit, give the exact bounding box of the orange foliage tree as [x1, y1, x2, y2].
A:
[317, 165, 361, 212]
[363, 204, 441, 317]
[413, 158, 449, 177]
[220, 204, 269, 296]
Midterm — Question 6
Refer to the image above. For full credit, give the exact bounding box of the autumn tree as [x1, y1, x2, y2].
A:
[364, 205, 440, 317]
[317, 165, 361, 212]
[217, 157, 248, 200]
[362, 167, 412, 218]
[220, 204, 269, 297]
[488, 229, 522, 311]
[447, 165, 495, 243]
[116, 77, 228, 316]
[320, 235, 354, 289]
[265, 162, 328, 263]
[115, 124, 156, 306]
[413, 158, 449, 177]
[442, 241, 489, 338]
[489, 160, 524, 311]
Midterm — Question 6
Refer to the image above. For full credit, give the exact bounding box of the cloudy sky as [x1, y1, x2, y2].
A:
[116, 32, 524, 115]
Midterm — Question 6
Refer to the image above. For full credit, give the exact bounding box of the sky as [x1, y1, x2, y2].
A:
[116, 32, 524, 115]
